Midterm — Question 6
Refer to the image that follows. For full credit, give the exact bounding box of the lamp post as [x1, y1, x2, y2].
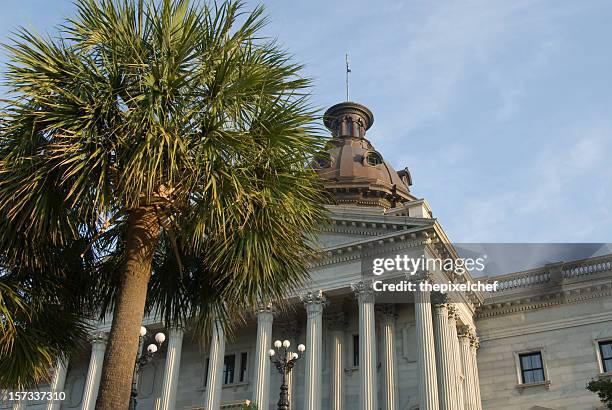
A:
[129, 326, 166, 410]
[268, 339, 306, 410]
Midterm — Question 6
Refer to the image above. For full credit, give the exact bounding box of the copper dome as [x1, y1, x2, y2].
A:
[314, 102, 414, 208]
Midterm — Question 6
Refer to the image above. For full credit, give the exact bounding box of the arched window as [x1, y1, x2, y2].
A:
[346, 118, 353, 136]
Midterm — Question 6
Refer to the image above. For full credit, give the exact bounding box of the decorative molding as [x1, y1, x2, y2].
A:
[469, 336, 480, 350]
[477, 282, 612, 318]
[516, 380, 551, 392]
[431, 291, 449, 306]
[300, 289, 326, 306]
[414, 270, 434, 284]
[447, 304, 459, 320]
[458, 325, 475, 340]
[312, 235, 429, 268]
[478, 311, 612, 341]
[351, 280, 376, 303]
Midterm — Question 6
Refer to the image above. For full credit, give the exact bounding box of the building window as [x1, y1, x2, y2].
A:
[599, 341, 612, 373]
[365, 152, 383, 166]
[205, 353, 247, 387]
[223, 355, 235, 384]
[353, 334, 359, 367]
[519, 352, 545, 384]
[239, 352, 248, 382]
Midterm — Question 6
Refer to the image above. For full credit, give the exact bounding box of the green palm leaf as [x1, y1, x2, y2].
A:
[0, 0, 327, 405]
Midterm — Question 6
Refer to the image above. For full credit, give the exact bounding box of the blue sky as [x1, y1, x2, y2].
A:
[2, 0, 611, 244]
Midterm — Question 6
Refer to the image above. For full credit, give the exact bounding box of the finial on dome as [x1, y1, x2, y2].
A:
[323, 102, 374, 139]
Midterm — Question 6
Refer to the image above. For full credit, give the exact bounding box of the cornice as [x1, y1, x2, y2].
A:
[478, 311, 612, 341]
[318, 217, 432, 238]
[477, 281, 612, 318]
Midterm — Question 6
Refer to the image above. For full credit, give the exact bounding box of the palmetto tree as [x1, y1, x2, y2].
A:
[0, 0, 327, 408]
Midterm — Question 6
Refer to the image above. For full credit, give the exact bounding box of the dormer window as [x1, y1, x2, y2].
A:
[397, 167, 413, 188]
[365, 151, 383, 166]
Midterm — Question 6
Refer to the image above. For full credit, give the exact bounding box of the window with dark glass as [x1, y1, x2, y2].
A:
[240, 352, 248, 382]
[600, 341, 612, 373]
[223, 354, 235, 384]
[366, 152, 383, 166]
[353, 334, 359, 367]
[519, 352, 545, 384]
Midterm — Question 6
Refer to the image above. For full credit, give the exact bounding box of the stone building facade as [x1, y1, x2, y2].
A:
[3, 102, 612, 410]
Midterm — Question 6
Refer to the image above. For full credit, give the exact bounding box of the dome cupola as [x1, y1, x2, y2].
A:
[314, 101, 414, 208]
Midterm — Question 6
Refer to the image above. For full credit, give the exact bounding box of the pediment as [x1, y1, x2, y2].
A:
[316, 230, 374, 248]
[316, 212, 434, 249]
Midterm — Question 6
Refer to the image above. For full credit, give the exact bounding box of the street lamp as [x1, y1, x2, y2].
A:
[268, 339, 306, 410]
[129, 326, 166, 410]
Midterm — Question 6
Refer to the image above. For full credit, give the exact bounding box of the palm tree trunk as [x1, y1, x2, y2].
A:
[95, 207, 160, 410]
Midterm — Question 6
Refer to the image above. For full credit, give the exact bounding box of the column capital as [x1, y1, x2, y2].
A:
[351, 280, 375, 304]
[431, 291, 449, 307]
[325, 312, 347, 331]
[255, 301, 274, 314]
[447, 304, 459, 320]
[300, 289, 326, 306]
[412, 270, 434, 283]
[89, 331, 108, 346]
[457, 325, 475, 340]
[470, 336, 480, 350]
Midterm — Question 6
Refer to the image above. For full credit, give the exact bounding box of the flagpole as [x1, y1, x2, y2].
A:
[345, 53, 350, 101]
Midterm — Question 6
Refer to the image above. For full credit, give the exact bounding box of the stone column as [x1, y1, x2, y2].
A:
[377, 304, 398, 410]
[159, 327, 184, 410]
[470, 336, 482, 410]
[326, 312, 347, 410]
[82, 332, 107, 410]
[47, 358, 69, 410]
[301, 290, 326, 410]
[351, 281, 378, 410]
[203, 322, 225, 410]
[447, 306, 464, 410]
[414, 276, 439, 410]
[433, 297, 457, 410]
[252, 303, 274, 410]
[458, 326, 476, 410]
